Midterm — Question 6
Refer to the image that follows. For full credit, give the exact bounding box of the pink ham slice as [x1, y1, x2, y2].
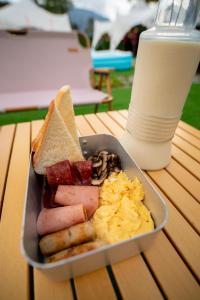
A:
[37, 204, 86, 235]
[55, 185, 99, 219]
[43, 184, 59, 208]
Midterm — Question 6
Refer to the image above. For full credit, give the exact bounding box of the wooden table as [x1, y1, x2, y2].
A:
[0, 110, 200, 300]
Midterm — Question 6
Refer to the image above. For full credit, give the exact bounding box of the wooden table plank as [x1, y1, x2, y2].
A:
[178, 120, 200, 139]
[0, 124, 15, 215]
[148, 169, 200, 233]
[74, 269, 117, 300]
[175, 127, 200, 149]
[107, 111, 127, 129]
[0, 123, 30, 300]
[165, 158, 200, 203]
[172, 135, 200, 163]
[112, 255, 164, 300]
[166, 199, 200, 280]
[75, 115, 95, 136]
[146, 175, 200, 280]
[118, 110, 128, 118]
[144, 232, 200, 300]
[84, 114, 111, 135]
[97, 112, 124, 138]
[171, 145, 200, 180]
[97, 113, 124, 138]
[34, 270, 73, 300]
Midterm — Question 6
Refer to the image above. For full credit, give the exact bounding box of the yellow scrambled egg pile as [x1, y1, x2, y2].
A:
[92, 172, 154, 244]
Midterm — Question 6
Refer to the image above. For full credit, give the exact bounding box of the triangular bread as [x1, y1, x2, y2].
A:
[32, 100, 54, 152]
[55, 86, 80, 147]
[33, 86, 83, 174]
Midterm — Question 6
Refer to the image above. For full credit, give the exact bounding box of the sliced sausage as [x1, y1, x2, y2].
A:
[39, 222, 96, 255]
[46, 160, 74, 186]
[73, 160, 92, 185]
[46, 240, 106, 263]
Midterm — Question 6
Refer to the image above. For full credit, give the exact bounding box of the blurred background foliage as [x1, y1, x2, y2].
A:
[35, 0, 72, 14]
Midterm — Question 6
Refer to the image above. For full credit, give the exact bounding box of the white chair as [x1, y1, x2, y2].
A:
[0, 31, 113, 112]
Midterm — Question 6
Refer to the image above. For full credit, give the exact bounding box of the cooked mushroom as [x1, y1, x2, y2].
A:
[89, 150, 122, 186]
[92, 160, 102, 168]
[99, 150, 109, 156]
[101, 157, 107, 172]
[114, 167, 121, 173]
[92, 169, 107, 185]
[96, 166, 103, 177]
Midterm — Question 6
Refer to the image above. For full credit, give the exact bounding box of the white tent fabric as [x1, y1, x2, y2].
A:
[110, 2, 158, 50]
[0, 0, 71, 32]
[141, 2, 158, 28]
[92, 1, 158, 50]
[92, 21, 112, 49]
[72, 0, 131, 22]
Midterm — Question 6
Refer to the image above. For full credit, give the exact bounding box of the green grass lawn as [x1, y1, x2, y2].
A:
[0, 69, 200, 129]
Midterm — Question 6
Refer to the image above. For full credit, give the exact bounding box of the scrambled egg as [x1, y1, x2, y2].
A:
[92, 172, 154, 244]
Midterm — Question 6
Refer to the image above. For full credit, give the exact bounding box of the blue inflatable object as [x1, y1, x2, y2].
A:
[91, 50, 133, 70]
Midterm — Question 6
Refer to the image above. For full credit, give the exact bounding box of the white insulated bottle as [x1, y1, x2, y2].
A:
[120, 0, 200, 170]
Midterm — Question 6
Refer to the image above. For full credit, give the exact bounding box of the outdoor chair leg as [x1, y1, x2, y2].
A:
[95, 104, 99, 113]
[108, 101, 113, 111]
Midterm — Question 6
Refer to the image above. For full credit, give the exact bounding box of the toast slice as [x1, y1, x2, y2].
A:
[32, 100, 54, 152]
[55, 85, 80, 147]
[33, 86, 83, 174]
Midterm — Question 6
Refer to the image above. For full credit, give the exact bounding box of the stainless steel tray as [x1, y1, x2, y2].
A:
[21, 134, 168, 281]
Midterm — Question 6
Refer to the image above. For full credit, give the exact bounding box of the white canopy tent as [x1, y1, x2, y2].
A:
[110, 2, 157, 50]
[92, 1, 158, 50]
[92, 21, 112, 49]
[0, 0, 71, 32]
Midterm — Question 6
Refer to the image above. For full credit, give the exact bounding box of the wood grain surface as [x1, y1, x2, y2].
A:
[0, 111, 199, 300]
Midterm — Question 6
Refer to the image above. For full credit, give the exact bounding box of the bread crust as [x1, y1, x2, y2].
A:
[32, 100, 54, 152]
[33, 101, 55, 166]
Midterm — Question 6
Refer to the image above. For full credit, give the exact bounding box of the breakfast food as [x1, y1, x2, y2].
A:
[37, 205, 86, 236]
[46, 240, 106, 263]
[39, 222, 96, 256]
[31, 86, 155, 264]
[89, 151, 121, 185]
[73, 161, 93, 185]
[32, 101, 54, 152]
[46, 160, 74, 186]
[46, 160, 92, 186]
[33, 86, 83, 174]
[55, 185, 99, 218]
[92, 172, 154, 244]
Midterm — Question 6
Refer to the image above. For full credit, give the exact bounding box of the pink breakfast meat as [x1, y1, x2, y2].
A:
[43, 184, 58, 208]
[73, 161, 92, 185]
[37, 204, 86, 235]
[55, 185, 99, 218]
[46, 160, 74, 186]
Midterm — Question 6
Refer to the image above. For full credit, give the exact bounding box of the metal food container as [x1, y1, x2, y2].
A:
[21, 134, 168, 281]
